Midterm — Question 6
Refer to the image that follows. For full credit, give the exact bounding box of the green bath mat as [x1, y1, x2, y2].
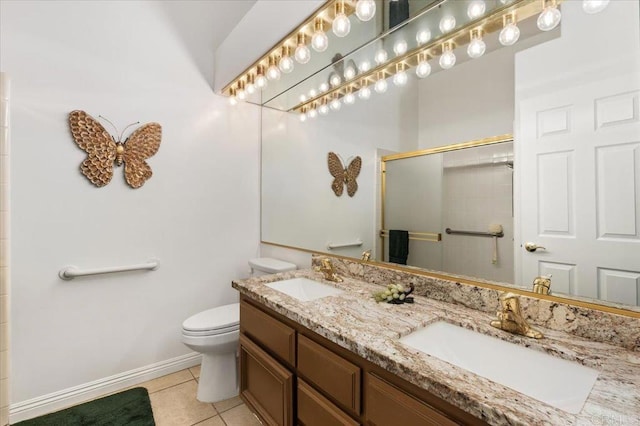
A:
[15, 387, 155, 426]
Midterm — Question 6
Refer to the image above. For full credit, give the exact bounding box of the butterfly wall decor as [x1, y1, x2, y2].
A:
[327, 152, 362, 197]
[68, 110, 162, 188]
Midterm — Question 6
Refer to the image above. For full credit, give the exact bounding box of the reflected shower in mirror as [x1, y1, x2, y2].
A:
[381, 139, 514, 284]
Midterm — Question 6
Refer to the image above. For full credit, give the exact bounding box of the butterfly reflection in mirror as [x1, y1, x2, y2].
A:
[68, 110, 162, 188]
[327, 152, 362, 197]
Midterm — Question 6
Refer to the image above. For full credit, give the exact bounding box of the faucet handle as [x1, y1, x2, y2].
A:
[532, 275, 552, 295]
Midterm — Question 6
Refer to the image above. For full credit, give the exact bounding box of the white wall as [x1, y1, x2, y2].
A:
[0, 0, 260, 413]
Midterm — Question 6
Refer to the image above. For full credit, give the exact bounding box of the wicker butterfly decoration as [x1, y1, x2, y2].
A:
[327, 152, 362, 197]
[68, 110, 162, 188]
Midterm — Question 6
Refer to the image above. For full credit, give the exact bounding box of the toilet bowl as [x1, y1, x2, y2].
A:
[182, 258, 296, 403]
[182, 303, 240, 402]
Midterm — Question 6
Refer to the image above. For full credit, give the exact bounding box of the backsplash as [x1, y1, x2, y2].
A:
[312, 255, 640, 351]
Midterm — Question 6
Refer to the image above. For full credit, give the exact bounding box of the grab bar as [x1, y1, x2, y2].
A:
[445, 228, 504, 238]
[59, 259, 159, 280]
[327, 239, 363, 250]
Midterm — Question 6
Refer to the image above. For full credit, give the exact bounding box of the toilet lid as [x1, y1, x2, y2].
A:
[182, 303, 239, 333]
[248, 257, 297, 274]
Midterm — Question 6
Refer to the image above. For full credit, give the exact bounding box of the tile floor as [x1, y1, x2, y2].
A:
[139, 365, 261, 426]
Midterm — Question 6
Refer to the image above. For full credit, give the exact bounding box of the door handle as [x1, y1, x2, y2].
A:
[525, 242, 546, 252]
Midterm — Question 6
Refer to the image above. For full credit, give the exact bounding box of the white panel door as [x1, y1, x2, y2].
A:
[519, 72, 640, 305]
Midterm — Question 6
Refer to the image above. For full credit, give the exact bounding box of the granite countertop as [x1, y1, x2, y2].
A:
[232, 269, 640, 426]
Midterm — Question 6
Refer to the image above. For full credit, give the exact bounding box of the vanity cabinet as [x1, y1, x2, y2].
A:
[365, 373, 457, 426]
[240, 335, 294, 426]
[239, 296, 486, 426]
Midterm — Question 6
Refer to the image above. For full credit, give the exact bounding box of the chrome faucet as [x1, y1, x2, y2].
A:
[490, 292, 543, 339]
[361, 250, 371, 261]
[314, 258, 343, 282]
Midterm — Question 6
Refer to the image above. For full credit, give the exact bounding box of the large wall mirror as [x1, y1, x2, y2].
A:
[260, 0, 640, 314]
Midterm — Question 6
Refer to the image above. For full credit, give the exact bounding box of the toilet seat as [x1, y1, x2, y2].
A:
[182, 303, 239, 336]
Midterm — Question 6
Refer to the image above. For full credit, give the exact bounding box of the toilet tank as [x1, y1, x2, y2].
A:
[249, 257, 297, 276]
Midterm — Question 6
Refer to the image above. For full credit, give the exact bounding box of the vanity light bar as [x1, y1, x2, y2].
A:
[292, 0, 558, 114]
[221, 0, 357, 98]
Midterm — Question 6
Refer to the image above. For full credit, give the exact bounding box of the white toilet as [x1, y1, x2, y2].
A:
[181, 257, 296, 403]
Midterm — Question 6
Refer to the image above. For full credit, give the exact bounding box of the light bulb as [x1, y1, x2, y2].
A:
[467, 1, 486, 19]
[279, 55, 294, 73]
[355, 0, 376, 21]
[300, 112, 307, 122]
[374, 49, 388, 64]
[330, 97, 342, 111]
[439, 44, 456, 69]
[374, 78, 387, 93]
[294, 34, 310, 64]
[319, 103, 329, 115]
[295, 45, 311, 64]
[393, 71, 407, 86]
[332, 2, 351, 37]
[344, 92, 355, 105]
[467, 37, 486, 58]
[319, 82, 329, 92]
[439, 15, 456, 33]
[344, 65, 356, 80]
[279, 46, 294, 73]
[299, 94, 308, 103]
[246, 82, 256, 95]
[255, 67, 268, 89]
[330, 73, 342, 87]
[359, 86, 371, 100]
[499, 16, 520, 46]
[228, 91, 238, 106]
[309, 88, 318, 97]
[359, 60, 371, 72]
[537, 3, 561, 31]
[308, 108, 318, 118]
[416, 60, 431, 78]
[393, 40, 408, 56]
[267, 62, 281, 81]
[582, 0, 609, 14]
[312, 20, 329, 52]
[237, 88, 246, 100]
[416, 29, 431, 45]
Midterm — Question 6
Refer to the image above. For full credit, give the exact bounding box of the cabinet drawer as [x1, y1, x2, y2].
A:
[298, 379, 360, 426]
[241, 300, 296, 366]
[240, 334, 294, 426]
[297, 334, 361, 415]
[365, 373, 458, 426]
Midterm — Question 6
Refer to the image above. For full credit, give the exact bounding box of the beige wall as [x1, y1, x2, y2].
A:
[0, 72, 10, 426]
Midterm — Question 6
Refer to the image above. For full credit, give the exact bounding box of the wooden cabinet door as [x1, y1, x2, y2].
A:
[297, 334, 361, 416]
[240, 334, 294, 426]
[365, 373, 459, 426]
[241, 300, 296, 367]
[298, 379, 360, 426]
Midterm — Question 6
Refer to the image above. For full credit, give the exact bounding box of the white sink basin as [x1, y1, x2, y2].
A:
[400, 321, 599, 414]
[265, 277, 344, 302]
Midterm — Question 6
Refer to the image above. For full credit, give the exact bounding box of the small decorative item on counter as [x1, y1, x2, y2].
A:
[373, 283, 414, 304]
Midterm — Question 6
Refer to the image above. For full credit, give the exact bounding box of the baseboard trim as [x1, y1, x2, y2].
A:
[9, 352, 201, 423]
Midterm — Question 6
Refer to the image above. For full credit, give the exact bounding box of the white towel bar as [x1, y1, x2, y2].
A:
[327, 239, 363, 250]
[59, 259, 159, 280]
